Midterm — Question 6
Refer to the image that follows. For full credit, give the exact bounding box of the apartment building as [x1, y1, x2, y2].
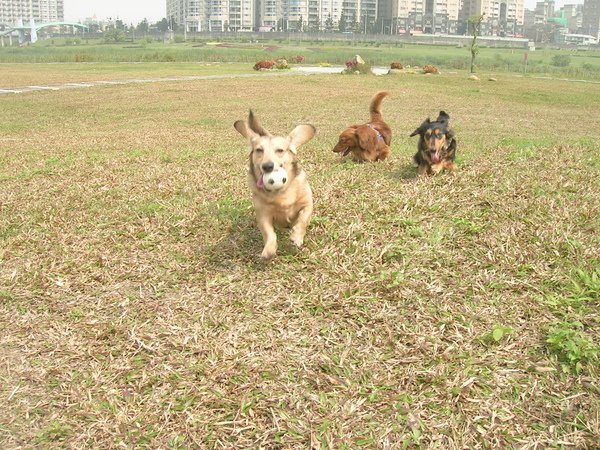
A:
[0, 0, 63, 27]
[459, 0, 524, 36]
[561, 4, 583, 33]
[534, 0, 554, 24]
[582, 0, 600, 39]
[388, 0, 461, 34]
[166, 0, 255, 32]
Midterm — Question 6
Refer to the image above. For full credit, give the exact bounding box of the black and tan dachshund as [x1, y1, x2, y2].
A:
[410, 111, 457, 176]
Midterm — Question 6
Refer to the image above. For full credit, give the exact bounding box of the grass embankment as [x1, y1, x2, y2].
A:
[0, 71, 599, 448]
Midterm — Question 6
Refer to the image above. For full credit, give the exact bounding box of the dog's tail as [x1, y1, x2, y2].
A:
[369, 91, 390, 122]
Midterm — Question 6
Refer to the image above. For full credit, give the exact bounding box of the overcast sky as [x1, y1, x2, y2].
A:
[64, 0, 166, 24]
[64, 0, 583, 25]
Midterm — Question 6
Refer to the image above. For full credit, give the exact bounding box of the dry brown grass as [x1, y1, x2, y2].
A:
[1, 69, 599, 448]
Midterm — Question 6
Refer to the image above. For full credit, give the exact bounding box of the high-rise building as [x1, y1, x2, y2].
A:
[534, 0, 554, 24]
[459, 0, 524, 36]
[166, 0, 256, 32]
[561, 3, 582, 33]
[582, 0, 600, 39]
[0, 0, 63, 27]
[388, 0, 461, 34]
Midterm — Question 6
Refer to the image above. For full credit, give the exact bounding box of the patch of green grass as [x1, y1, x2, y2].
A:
[545, 321, 599, 373]
[35, 421, 73, 443]
[498, 136, 557, 160]
[542, 266, 599, 373]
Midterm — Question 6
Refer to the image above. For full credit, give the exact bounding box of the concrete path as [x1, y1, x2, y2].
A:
[2, 66, 597, 96]
[0, 66, 390, 96]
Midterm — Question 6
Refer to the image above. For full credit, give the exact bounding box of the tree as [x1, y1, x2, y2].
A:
[351, 12, 359, 33]
[155, 18, 169, 32]
[468, 14, 484, 73]
[115, 19, 125, 30]
[309, 18, 320, 32]
[297, 15, 304, 32]
[325, 14, 333, 32]
[136, 18, 149, 34]
[338, 9, 348, 32]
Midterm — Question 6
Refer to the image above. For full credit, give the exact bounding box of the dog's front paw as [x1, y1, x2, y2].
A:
[290, 227, 306, 248]
[261, 242, 277, 259]
[290, 234, 304, 248]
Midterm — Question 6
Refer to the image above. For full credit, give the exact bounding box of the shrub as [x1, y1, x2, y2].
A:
[65, 38, 81, 46]
[342, 61, 372, 75]
[253, 60, 275, 70]
[104, 28, 126, 43]
[390, 62, 403, 70]
[275, 58, 289, 69]
[290, 55, 305, 63]
[423, 64, 439, 74]
[551, 54, 571, 67]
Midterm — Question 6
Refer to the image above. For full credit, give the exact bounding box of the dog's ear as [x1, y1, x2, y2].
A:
[234, 119, 256, 139]
[436, 111, 450, 125]
[288, 124, 316, 153]
[248, 110, 271, 137]
[357, 127, 377, 151]
[410, 118, 430, 137]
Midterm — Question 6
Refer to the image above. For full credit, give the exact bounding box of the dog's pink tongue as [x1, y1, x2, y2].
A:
[432, 153, 440, 163]
[256, 175, 265, 189]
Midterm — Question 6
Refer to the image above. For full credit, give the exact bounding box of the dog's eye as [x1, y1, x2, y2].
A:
[255, 148, 264, 154]
[276, 148, 284, 154]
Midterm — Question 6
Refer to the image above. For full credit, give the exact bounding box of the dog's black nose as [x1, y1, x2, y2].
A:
[262, 162, 275, 173]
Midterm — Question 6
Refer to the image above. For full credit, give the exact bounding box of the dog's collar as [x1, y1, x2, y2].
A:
[367, 123, 384, 141]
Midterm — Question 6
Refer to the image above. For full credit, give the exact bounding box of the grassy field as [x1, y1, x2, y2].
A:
[2, 39, 600, 79]
[1, 66, 599, 448]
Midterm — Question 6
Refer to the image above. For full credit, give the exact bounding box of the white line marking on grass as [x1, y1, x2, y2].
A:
[28, 85, 60, 91]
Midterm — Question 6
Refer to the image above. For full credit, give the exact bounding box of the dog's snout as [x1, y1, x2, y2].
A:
[261, 162, 275, 173]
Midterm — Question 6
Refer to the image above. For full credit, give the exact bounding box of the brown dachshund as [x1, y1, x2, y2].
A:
[333, 91, 392, 162]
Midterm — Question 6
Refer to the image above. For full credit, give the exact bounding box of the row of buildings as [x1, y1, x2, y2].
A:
[164, 0, 524, 36]
[165, 0, 599, 40]
[1, 0, 599, 42]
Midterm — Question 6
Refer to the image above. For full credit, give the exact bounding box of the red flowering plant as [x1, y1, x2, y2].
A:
[291, 55, 305, 63]
[253, 60, 276, 70]
[423, 64, 439, 74]
[342, 58, 372, 75]
[390, 62, 403, 70]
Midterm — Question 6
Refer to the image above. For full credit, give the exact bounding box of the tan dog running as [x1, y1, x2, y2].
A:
[234, 111, 316, 259]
